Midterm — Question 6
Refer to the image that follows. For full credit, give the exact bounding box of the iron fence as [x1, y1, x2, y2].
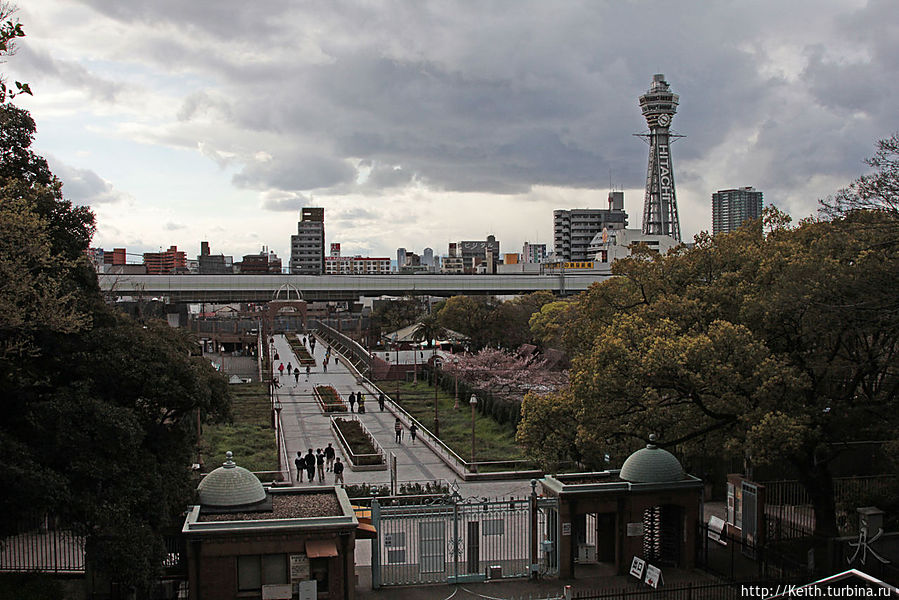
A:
[696, 521, 807, 582]
[0, 520, 85, 573]
[371, 494, 559, 587]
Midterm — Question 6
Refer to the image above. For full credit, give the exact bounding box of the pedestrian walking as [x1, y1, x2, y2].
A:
[316, 449, 325, 483]
[274, 351, 279, 361]
[410, 423, 418, 443]
[294, 368, 300, 384]
[304, 449, 316, 483]
[305, 365, 310, 381]
[294, 451, 305, 482]
[394, 418, 402, 444]
[323, 361, 328, 373]
[278, 363, 284, 376]
[348, 392, 356, 413]
[378, 392, 385, 411]
[358, 394, 365, 414]
[286, 362, 292, 374]
[325, 443, 335, 472]
[333, 458, 344, 485]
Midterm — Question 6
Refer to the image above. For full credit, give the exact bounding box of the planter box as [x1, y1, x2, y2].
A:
[331, 416, 386, 471]
[288, 335, 316, 365]
[313, 385, 348, 413]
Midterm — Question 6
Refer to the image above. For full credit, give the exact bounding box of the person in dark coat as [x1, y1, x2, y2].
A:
[333, 458, 344, 485]
[409, 423, 418, 443]
[324, 443, 335, 472]
[378, 392, 385, 411]
[304, 449, 316, 482]
[295, 451, 305, 482]
[316, 449, 325, 483]
[394, 418, 402, 444]
[348, 392, 356, 413]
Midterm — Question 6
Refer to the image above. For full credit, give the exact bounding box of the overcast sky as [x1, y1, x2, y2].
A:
[7, 0, 898, 261]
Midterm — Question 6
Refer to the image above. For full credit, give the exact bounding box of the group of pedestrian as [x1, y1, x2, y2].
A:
[348, 391, 366, 413]
[295, 443, 343, 485]
[393, 418, 418, 444]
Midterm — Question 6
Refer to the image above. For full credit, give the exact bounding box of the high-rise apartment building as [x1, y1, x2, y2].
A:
[290, 207, 325, 275]
[553, 193, 628, 262]
[712, 187, 763, 234]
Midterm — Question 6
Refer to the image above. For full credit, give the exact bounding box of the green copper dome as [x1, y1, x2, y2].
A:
[619, 435, 684, 483]
[198, 451, 267, 507]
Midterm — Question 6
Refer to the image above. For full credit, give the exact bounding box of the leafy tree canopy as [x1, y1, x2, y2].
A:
[519, 207, 899, 536]
[0, 99, 230, 593]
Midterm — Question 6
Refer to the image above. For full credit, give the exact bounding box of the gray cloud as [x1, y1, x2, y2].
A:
[259, 191, 312, 212]
[37, 0, 899, 234]
[47, 157, 129, 205]
[17, 45, 124, 101]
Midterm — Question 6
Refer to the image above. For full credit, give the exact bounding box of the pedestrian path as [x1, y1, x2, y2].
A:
[271, 333, 533, 499]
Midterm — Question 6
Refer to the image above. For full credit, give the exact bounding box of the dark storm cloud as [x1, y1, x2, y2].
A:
[67, 0, 899, 210]
[48, 157, 128, 205]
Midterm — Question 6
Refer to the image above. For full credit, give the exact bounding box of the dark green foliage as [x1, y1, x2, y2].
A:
[0, 102, 231, 594]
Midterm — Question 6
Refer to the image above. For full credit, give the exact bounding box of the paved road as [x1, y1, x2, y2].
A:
[271, 334, 534, 499]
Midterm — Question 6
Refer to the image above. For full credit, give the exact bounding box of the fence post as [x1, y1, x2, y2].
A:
[453, 498, 460, 583]
[371, 498, 381, 589]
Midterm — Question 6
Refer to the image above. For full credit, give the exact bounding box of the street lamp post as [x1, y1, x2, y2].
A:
[433, 362, 440, 437]
[394, 334, 400, 403]
[273, 397, 282, 473]
[469, 394, 478, 472]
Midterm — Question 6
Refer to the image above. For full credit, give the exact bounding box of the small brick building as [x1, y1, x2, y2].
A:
[540, 436, 703, 578]
[183, 452, 359, 599]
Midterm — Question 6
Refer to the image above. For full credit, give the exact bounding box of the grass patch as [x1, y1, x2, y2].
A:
[201, 383, 278, 473]
[391, 381, 525, 463]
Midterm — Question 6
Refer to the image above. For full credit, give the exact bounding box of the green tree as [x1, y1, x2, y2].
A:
[372, 296, 424, 335]
[0, 104, 230, 593]
[411, 313, 445, 348]
[822, 133, 899, 222]
[518, 209, 899, 536]
[435, 295, 500, 350]
[489, 290, 555, 349]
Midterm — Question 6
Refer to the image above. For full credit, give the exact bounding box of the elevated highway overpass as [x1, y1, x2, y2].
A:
[98, 272, 611, 302]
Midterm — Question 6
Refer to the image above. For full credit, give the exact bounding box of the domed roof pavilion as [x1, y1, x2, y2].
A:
[540, 435, 703, 578]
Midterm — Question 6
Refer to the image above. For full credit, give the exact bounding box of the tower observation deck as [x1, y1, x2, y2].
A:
[638, 74, 681, 242]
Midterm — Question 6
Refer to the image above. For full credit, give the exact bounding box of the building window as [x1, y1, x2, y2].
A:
[237, 554, 288, 592]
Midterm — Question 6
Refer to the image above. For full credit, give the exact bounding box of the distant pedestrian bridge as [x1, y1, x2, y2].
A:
[97, 273, 611, 302]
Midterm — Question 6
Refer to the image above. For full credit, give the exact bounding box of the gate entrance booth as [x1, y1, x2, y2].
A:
[540, 435, 704, 578]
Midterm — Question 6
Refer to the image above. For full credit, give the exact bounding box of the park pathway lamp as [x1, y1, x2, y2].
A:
[273, 397, 283, 471]
[469, 394, 478, 472]
[394, 333, 400, 403]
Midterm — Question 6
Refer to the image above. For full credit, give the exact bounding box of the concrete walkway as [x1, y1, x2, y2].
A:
[271, 333, 535, 499]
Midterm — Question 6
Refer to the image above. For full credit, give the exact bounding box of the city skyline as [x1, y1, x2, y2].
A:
[7, 1, 898, 260]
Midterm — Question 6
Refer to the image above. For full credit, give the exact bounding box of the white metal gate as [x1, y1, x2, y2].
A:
[371, 493, 559, 587]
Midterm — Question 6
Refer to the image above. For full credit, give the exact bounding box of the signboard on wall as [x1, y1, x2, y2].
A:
[626, 522, 644, 537]
[298, 580, 317, 600]
[290, 554, 309, 582]
[561, 522, 571, 536]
